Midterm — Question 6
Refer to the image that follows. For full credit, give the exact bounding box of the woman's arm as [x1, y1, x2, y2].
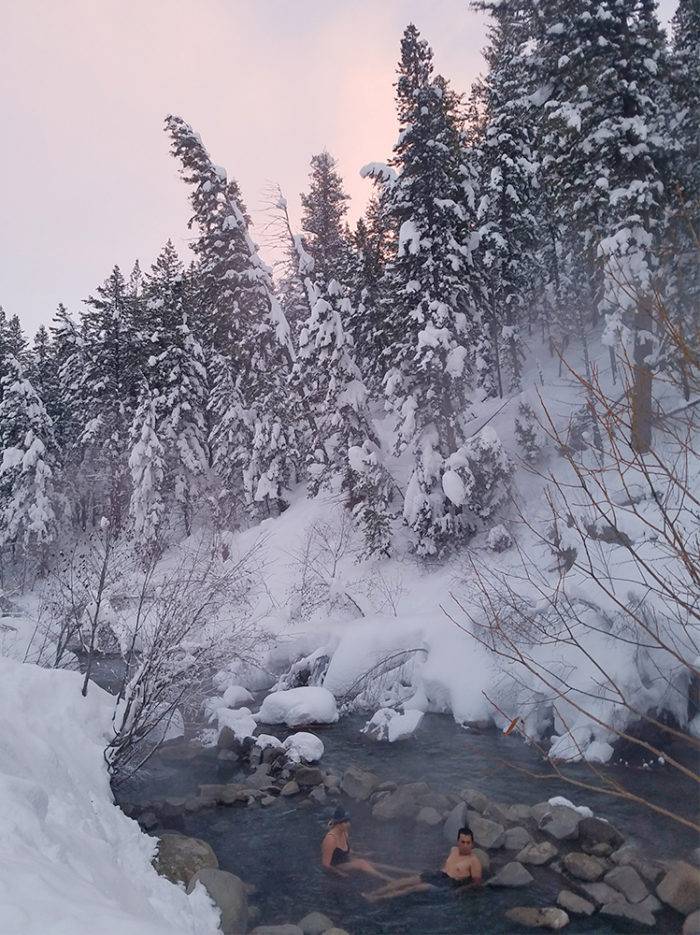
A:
[321, 835, 347, 876]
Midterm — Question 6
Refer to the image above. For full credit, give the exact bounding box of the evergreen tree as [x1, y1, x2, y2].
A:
[207, 351, 248, 523]
[300, 151, 351, 288]
[0, 356, 59, 557]
[514, 398, 542, 462]
[128, 386, 166, 560]
[30, 325, 57, 406]
[49, 304, 85, 472]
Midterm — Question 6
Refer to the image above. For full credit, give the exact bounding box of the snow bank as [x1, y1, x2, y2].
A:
[0, 657, 219, 935]
[255, 686, 338, 727]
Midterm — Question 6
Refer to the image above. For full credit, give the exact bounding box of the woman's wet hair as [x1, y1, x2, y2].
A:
[457, 826, 473, 841]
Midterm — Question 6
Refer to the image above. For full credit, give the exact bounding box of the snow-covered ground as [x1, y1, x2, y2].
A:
[0, 657, 220, 935]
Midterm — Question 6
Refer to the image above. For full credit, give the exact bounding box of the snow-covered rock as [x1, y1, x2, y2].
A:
[215, 706, 257, 740]
[282, 732, 324, 763]
[362, 707, 424, 742]
[256, 686, 338, 727]
[0, 657, 219, 935]
[222, 684, 255, 709]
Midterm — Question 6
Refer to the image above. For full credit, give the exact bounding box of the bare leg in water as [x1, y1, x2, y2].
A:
[363, 875, 433, 902]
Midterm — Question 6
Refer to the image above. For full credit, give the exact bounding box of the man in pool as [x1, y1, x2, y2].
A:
[363, 827, 482, 901]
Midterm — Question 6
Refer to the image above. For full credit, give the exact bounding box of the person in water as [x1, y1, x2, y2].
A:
[363, 827, 482, 901]
[321, 807, 393, 881]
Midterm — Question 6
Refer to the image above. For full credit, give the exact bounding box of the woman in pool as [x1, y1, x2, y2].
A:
[321, 807, 393, 881]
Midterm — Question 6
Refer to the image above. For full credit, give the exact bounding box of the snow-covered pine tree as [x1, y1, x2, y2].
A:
[80, 266, 143, 529]
[48, 305, 85, 487]
[474, 0, 538, 394]
[346, 212, 387, 389]
[514, 398, 542, 462]
[380, 25, 475, 556]
[128, 385, 166, 561]
[143, 242, 210, 535]
[300, 151, 352, 289]
[207, 351, 248, 525]
[0, 308, 30, 397]
[0, 356, 59, 562]
[30, 325, 57, 407]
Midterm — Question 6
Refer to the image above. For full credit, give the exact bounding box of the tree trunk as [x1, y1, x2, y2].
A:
[631, 294, 654, 454]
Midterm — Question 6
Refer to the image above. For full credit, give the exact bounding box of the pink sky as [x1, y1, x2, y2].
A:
[1, 0, 676, 336]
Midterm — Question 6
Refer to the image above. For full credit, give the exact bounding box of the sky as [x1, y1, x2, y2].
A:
[1, 0, 677, 337]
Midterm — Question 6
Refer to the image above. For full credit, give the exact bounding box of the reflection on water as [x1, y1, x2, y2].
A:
[119, 713, 696, 934]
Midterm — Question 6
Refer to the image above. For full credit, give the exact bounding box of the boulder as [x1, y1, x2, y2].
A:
[505, 827, 533, 851]
[539, 806, 582, 842]
[610, 845, 666, 884]
[483, 802, 512, 826]
[459, 787, 490, 813]
[324, 930, 350, 935]
[599, 900, 656, 928]
[473, 847, 491, 874]
[580, 881, 626, 906]
[443, 802, 468, 844]
[557, 890, 595, 916]
[604, 865, 649, 903]
[308, 786, 327, 805]
[294, 766, 324, 787]
[250, 927, 304, 935]
[562, 852, 606, 882]
[516, 841, 558, 866]
[508, 804, 534, 823]
[340, 766, 380, 801]
[657, 861, 700, 915]
[467, 810, 506, 849]
[416, 806, 443, 826]
[153, 833, 218, 886]
[639, 893, 661, 913]
[504, 907, 569, 930]
[298, 911, 334, 935]
[217, 725, 238, 750]
[372, 782, 430, 821]
[684, 910, 700, 934]
[488, 862, 534, 887]
[578, 816, 624, 851]
[281, 781, 300, 797]
[138, 810, 158, 830]
[187, 868, 248, 935]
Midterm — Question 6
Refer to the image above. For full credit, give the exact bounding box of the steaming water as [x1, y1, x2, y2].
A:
[119, 713, 697, 934]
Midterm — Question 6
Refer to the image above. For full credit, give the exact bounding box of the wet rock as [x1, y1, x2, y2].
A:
[138, 810, 158, 830]
[599, 900, 656, 928]
[459, 787, 491, 813]
[340, 766, 380, 801]
[504, 906, 569, 929]
[578, 817, 624, 851]
[247, 765, 274, 790]
[474, 847, 491, 873]
[294, 766, 324, 787]
[260, 795, 276, 806]
[419, 791, 452, 813]
[153, 833, 218, 886]
[298, 911, 335, 935]
[250, 927, 304, 935]
[217, 725, 238, 750]
[610, 845, 666, 884]
[604, 865, 649, 903]
[467, 810, 505, 849]
[308, 786, 327, 805]
[184, 796, 206, 813]
[531, 802, 555, 824]
[639, 893, 661, 913]
[483, 802, 511, 826]
[199, 783, 229, 804]
[375, 780, 397, 793]
[580, 881, 626, 906]
[187, 868, 248, 935]
[505, 827, 532, 851]
[684, 910, 700, 934]
[372, 782, 430, 821]
[557, 890, 595, 916]
[657, 861, 700, 915]
[516, 841, 558, 866]
[443, 802, 468, 843]
[539, 806, 582, 842]
[508, 804, 534, 823]
[562, 852, 606, 882]
[416, 806, 443, 826]
[487, 861, 534, 887]
[281, 781, 300, 797]
[582, 842, 613, 858]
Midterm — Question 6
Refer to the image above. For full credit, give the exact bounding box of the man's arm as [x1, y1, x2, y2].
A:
[468, 856, 483, 887]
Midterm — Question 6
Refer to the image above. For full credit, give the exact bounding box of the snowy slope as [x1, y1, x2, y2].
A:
[0, 657, 219, 935]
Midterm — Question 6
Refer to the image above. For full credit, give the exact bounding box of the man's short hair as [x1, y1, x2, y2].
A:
[457, 826, 473, 841]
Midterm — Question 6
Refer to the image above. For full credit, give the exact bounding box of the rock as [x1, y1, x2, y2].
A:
[467, 810, 506, 849]
[260, 795, 276, 806]
[138, 810, 158, 830]
[557, 890, 595, 916]
[298, 911, 335, 935]
[604, 865, 649, 903]
[539, 806, 582, 842]
[582, 842, 613, 858]
[185, 796, 206, 813]
[657, 861, 700, 915]
[419, 791, 452, 813]
[250, 927, 304, 935]
[443, 802, 469, 844]
[247, 765, 273, 790]
[504, 907, 569, 929]
[416, 806, 443, 826]
[508, 804, 534, 823]
[578, 816, 624, 851]
[459, 787, 491, 813]
[599, 900, 656, 928]
[372, 782, 430, 821]
[308, 786, 327, 805]
[375, 780, 398, 793]
[487, 862, 535, 887]
[217, 725, 238, 750]
[324, 930, 351, 935]
[516, 841, 558, 866]
[294, 766, 324, 787]
[281, 781, 300, 797]
[473, 847, 491, 873]
[340, 766, 380, 801]
[639, 893, 661, 913]
[580, 881, 626, 906]
[153, 833, 218, 886]
[611, 845, 666, 884]
[562, 852, 606, 882]
[187, 869, 248, 935]
[483, 802, 512, 826]
[684, 910, 700, 934]
[505, 827, 533, 851]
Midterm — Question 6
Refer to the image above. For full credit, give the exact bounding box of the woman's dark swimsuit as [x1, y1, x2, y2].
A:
[331, 846, 351, 866]
[419, 869, 470, 889]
